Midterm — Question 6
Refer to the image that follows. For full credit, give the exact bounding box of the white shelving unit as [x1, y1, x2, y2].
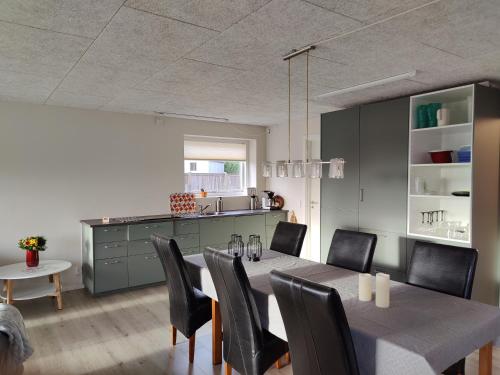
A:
[407, 84, 474, 245]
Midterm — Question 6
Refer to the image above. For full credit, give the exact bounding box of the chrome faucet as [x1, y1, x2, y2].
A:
[199, 204, 211, 214]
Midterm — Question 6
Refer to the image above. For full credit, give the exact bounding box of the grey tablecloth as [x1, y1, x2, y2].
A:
[185, 249, 500, 375]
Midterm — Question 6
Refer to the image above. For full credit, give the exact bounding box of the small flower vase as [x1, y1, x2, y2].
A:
[26, 250, 39, 267]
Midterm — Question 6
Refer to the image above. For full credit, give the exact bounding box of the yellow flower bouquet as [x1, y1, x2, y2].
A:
[18, 236, 47, 251]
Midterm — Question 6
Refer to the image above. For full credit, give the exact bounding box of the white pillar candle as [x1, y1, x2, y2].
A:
[102, 217, 110, 224]
[376, 273, 390, 308]
[358, 273, 372, 302]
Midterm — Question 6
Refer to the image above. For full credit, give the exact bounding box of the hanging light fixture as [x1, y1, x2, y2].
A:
[262, 45, 345, 179]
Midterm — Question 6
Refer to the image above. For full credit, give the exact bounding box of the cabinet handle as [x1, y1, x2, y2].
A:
[104, 244, 121, 249]
[144, 255, 158, 260]
[359, 188, 364, 202]
[104, 260, 121, 265]
[144, 241, 151, 244]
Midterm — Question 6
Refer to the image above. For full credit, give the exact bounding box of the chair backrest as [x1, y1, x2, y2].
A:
[326, 229, 377, 273]
[269, 221, 307, 257]
[270, 270, 360, 375]
[151, 235, 197, 335]
[203, 248, 264, 373]
[407, 241, 478, 299]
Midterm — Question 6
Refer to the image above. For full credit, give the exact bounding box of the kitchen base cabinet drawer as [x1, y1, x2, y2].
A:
[94, 257, 128, 293]
[173, 234, 199, 249]
[174, 220, 199, 235]
[128, 239, 155, 256]
[234, 215, 266, 241]
[129, 222, 174, 240]
[94, 226, 127, 243]
[95, 241, 128, 260]
[199, 218, 234, 247]
[128, 254, 165, 287]
[265, 212, 287, 226]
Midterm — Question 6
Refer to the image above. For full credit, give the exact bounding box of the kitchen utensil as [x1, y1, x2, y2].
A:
[437, 108, 450, 126]
[274, 195, 285, 209]
[262, 191, 275, 210]
[427, 103, 442, 127]
[451, 191, 470, 197]
[429, 150, 453, 163]
[457, 145, 471, 163]
[215, 197, 224, 213]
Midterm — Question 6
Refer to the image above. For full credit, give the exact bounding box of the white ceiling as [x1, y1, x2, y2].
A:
[0, 0, 500, 125]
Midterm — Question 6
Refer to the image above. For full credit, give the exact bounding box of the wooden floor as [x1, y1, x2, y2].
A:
[9, 285, 499, 374]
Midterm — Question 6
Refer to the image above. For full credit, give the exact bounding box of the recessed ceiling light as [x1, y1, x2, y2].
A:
[317, 70, 417, 98]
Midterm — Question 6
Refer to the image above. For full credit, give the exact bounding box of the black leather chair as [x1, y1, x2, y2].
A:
[269, 221, 307, 257]
[203, 248, 288, 375]
[152, 235, 211, 363]
[270, 270, 360, 375]
[326, 229, 377, 273]
[407, 240, 478, 375]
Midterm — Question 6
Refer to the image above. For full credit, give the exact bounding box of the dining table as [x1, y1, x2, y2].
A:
[184, 248, 500, 375]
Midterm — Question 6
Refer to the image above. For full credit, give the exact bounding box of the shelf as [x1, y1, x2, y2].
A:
[407, 232, 471, 244]
[410, 162, 471, 167]
[0, 282, 56, 301]
[411, 122, 472, 133]
[409, 194, 470, 199]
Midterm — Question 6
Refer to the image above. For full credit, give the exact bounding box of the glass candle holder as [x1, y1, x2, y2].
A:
[291, 160, 305, 178]
[276, 160, 288, 178]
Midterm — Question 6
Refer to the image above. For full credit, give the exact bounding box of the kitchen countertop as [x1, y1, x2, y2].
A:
[81, 209, 288, 227]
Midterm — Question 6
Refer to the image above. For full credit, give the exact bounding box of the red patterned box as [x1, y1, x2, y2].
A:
[169, 193, 196, 215]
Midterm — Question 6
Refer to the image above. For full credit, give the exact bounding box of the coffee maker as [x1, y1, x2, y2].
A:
[262, 191, 275, 210]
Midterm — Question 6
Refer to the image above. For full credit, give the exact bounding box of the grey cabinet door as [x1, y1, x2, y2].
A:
[94, 257, 128, 293]
[320, 107, 360, 262]
[199, 217, 235, 247]
[128, 254, 165, 287]
[129, 221, 174, 241]
[359, 97, 409, 233]
[234, 215, 266, 243]
[94, 241, 128, 260]
[359, 97, 409, 273]
[94, 226, 127, 243]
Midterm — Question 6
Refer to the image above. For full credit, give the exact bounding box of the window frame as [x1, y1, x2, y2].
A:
[183, 136, 250, 197]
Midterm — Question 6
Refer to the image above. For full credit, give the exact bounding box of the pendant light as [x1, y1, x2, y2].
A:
[262, 45, 345, 180]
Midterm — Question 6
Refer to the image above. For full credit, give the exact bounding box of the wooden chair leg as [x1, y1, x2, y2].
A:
[285, 352, 291, 364]
[224, 363, 232, 375]
[275, 358, 282, 369]
[189, 333, 196, 363]
[479, 341, 493, 375]
[171, 326, 177, 346]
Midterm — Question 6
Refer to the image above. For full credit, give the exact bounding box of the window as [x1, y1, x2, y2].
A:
[184, 138, 247, 195]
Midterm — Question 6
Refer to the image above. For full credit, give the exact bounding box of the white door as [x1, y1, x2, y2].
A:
[305, 134, 321, 262]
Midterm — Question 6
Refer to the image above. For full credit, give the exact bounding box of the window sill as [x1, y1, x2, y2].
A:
[190, 192, 248, 198]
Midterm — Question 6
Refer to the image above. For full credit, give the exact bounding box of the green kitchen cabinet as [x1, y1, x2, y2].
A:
[82, 210, 287, 295]
[199, 217, 235, 248]
[129, 222, 173, 240]
[234, 215, 266, 243]
[94, 257, 128, 293]
[128, 253, 165, 287]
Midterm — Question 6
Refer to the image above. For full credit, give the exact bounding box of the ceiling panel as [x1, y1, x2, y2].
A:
[57, 63, 151, 98]
[0, 69, 61, 103]
[46, 90, 112, 110]
[376, 0, 500, 59]
[81, 7, 218, 75]
[0, 0, 124, 38]
[186, 0, 361, 70]
[125, 0, 271, 32]
[0, 21, 91, 77]
[304, 0, 433, 23]
[137, 58, 243, 94]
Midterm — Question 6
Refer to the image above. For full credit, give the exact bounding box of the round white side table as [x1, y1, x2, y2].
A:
[0, 260, 72, 310]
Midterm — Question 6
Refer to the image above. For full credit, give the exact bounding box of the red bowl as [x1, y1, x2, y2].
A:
[429, 150, 453, 163]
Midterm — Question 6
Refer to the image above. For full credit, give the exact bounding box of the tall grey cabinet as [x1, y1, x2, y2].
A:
[321, 97, 409, 280]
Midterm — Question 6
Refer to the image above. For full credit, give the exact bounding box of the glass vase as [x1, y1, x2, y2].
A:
[26, 250, 39, 267]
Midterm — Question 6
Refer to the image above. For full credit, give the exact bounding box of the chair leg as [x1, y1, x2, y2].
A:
[171, 326, 177, 346]
[189, 333, 196, 363]
[275, 358, 282, 369]
[224, 363, 232, 375]
[285, 352, 291, 364]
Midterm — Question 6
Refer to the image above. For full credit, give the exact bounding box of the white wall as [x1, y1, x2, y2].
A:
[0, 101, 266, 289]
[266, 117, 322, 260]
